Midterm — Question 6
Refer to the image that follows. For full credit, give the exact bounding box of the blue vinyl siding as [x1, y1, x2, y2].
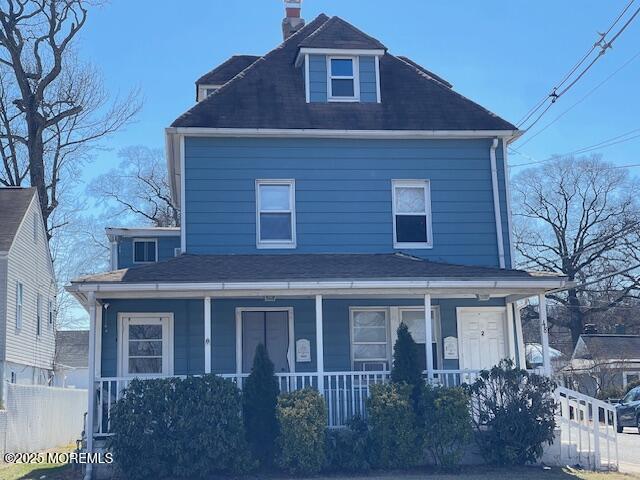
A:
[99, 297, 507, 375]
[308, 55, 327, 102]
[359, 56, 377, 102]
[100, 299, 204, 377]
[117, 236, 181, 269]
[184, 137, 511, 267]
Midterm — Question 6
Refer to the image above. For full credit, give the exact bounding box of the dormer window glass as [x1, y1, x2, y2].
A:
[328, 56, 359, 102]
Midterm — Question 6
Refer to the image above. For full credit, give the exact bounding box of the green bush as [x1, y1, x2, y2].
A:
[276, 388, 327, 475]
[242, 343, 280, 467]
[597, 386, 625, 401]
[420, 385, 472, 467]
[467, 360, 556, 466]
[110, 375, 252, 480]
[367, 382, 420, 469]
[325, 416, 371, 473]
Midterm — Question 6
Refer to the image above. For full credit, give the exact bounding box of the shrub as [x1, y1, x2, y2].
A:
[110, 375, 252, 480]
[242, 343, 280, 467]
[367, 382, 420, 469]
[597, 386, 625, 401]
[276, 388, 327, 475]
[467, 360, 556, 466]
[325, 416, 371, 473]
[391, 323, 423, 409]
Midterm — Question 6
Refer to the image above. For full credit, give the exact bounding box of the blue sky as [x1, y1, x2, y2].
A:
[76, 0, 640, 176]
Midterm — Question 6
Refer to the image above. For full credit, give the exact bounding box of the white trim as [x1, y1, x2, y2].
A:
[132, 238, 158, 264]
[15, 281, 23, 330]
[304, 53, 310, 103]
[204, 297, 211, 374]
[86, 292, 97, 461]
[106, 227, 180, 238]
[180, 135, 186, 253]
[424, 295, 434, 379]
[374, 55, 381, 103]
[255, 179, 297, 249]
[197, 84, 223, 102]
[539, 294, 551, 376]
[315, 295, 324, 392]
[109, 241, 118, 270]
[456, 306, 509, 370]
[299, 48, 386, 56]
[235, 307, 295, 375]
[117, 313, 174, 378]
[513, 302, 527, 368]
[327, 56, 360, 102]
[490, 138, 506, 268]
[95, 304, 102, 377]
[623, 371, 640, 387]
[390, 305, 441, 372]
[506, 302, 516, 361]
[502, 138, 516, 266]
[349, 307, 391, 369]
[392, 179, 433, 249]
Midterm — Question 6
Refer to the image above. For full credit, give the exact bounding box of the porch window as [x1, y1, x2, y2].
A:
[256, 180, 296, 248]
[351, 309, 389, 371]
[327, 57, 359, 102]
[120, 315, 173, 377]
[133, 238, 157, 263]
[397, 308, 441, 371]
[392, 180, 432, 248]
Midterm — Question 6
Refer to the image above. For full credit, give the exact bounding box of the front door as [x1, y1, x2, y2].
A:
[241, 310, 291, 373]
[119, 314, 173, 377]
[457, 308, 507, 371]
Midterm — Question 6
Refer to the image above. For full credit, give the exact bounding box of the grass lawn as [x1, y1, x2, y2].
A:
[0, 445, 80, 480]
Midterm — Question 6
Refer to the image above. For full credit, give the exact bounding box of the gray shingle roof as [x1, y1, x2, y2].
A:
[298, 16, 386, 50]
[55, 330, 89, 368]
[0, 187, 36, 252]
[574, 334, 640, 361]
[71, 253, 563, 285]
[171, 14, 516, 131]
[196, 55, 261, 85]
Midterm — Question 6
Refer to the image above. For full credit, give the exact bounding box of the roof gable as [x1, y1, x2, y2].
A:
[0, 187, 37, 252]
[298, 16, 386, 50]
[573, 334, 640, 360]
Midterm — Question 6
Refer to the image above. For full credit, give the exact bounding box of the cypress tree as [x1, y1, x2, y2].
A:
[391, 323, 423, 411]
[242, 343, 280, 467]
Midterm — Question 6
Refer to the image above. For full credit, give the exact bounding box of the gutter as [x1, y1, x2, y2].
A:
[490, 138, 506, 268]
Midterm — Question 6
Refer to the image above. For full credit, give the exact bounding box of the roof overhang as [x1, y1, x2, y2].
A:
[105, 227, 181, 242]
[165, 127, 523, 206]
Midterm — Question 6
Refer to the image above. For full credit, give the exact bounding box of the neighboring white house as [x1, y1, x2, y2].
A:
[54, 330, 89, 389]
[0, 187, 56, 404]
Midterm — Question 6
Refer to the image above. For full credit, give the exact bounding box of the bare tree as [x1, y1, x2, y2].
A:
[512, 155, 640, 346]
[0, 0, 140, 237]
[88, 146, 180, 227]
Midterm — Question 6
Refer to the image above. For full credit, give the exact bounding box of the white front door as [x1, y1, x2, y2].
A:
[457, 307, 507, 370]
[119, 314, 173, 377]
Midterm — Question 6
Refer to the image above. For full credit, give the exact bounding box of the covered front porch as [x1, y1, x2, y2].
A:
[70, 279, 567, 440]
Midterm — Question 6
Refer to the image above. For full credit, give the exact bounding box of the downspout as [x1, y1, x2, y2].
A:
[490, 138, 506, 268]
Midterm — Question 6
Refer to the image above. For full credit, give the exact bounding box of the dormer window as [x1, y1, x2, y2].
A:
[327, 56, 359, 102]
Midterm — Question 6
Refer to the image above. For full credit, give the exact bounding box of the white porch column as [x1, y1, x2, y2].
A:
[86, 291, 97, 461]
[539, 293, 551, 376]
[315, 295, 325, 393]
[204, 297, 212, 374]
[424, 294, 434, 380]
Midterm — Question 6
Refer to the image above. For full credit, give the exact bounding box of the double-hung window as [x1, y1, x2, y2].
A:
[351, 308, 389, 371]
[15, 282, 23, 330]
[256, 180, 296, 248]
[133, 238, 157, 263]
[395, 308, 441, 372]
[392, 180, 433, 248]
[327, 56, 359, 102]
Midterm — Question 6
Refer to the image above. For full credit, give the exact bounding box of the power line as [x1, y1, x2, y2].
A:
[516, 1, 640, 132]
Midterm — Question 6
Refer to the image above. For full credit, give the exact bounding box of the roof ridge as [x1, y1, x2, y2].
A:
[299, 15, 386, 50]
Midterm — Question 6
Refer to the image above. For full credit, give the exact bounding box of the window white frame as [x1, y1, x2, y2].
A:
[349, 307, 391, 370]
[132, 238, 158, 264]
[327, 55, 360, 102]
[36, 293, 42, 336]
[255, 179, 297, 249]
[391, 179, 433, 249]
[15, 282, 23, 330]
[391, 306, 442, 369]
[118, 313, 174, 378]
[623, 371, 640, 387]
[235, 307, 295, 376]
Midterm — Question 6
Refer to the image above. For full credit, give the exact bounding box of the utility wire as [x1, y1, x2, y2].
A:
[516, 1, 640, 132]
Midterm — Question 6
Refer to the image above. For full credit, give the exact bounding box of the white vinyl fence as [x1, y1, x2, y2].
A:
[0, 383, 87, 454]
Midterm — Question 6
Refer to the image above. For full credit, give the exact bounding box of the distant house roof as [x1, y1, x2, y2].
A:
[71, 253, 564, 285]
[55, 330, 89, 369]
[0, 187, 36, 252]
[196, 54, 261, 85]
[572, 334, 640, 361]
[172, 14, 516, 132]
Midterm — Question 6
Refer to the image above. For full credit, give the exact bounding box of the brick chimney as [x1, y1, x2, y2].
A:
[282, 0, 304, 40]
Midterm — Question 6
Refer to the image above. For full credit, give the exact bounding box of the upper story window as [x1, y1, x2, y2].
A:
[15, 282, 23, 330]
[327, 56, 360, 102]
[133, 238, 158, 264]
[256, 180, 296, 249]
[392, 180, 433, 249]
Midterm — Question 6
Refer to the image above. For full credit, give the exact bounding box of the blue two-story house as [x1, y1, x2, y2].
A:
[69, 4, 568, 441]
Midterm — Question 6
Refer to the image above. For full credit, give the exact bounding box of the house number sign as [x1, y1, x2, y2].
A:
[296, 339, 311, 362]
[443, 336, 459, 360]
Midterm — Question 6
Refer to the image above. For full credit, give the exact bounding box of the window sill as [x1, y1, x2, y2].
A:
[256, 242, 297, 249]
[132, 260, 158, 265]
[327, 97, 360, 103]
[393, 242, 433, 249]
